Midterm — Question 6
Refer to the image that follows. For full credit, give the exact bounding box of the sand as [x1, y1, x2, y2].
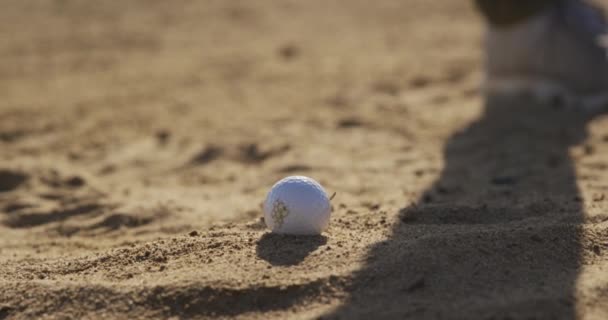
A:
[1, 0, 608, 319]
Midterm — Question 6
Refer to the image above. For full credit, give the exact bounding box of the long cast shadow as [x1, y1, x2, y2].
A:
[327, 94, 602, 319]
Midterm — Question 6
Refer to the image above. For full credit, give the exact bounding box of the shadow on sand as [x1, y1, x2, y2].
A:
[257, 233, 327, 266]
[326, 94, 603, 319]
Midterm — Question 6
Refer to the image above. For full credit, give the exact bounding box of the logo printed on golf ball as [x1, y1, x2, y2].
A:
[271, 199, 289, 229]
[264, 176, 331, 235]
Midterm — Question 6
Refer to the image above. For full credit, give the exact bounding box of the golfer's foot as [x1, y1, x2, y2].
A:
[476, 0, 608, 110]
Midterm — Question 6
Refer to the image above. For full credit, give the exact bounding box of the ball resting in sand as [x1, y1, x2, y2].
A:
[263, 176, 331, 235]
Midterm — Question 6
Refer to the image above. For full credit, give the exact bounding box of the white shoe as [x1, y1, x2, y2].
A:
[477, 0, 608, 110]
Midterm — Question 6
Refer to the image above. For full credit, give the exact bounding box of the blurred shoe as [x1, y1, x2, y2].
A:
[476, 0, 608, 109]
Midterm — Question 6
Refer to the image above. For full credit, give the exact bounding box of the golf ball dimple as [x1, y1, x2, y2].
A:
[263, 176, 331, 235]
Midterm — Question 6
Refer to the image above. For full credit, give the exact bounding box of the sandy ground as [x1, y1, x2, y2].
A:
[2, 1, 608, 319]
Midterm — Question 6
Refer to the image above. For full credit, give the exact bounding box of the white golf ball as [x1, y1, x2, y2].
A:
[263, 176, 331, 235]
